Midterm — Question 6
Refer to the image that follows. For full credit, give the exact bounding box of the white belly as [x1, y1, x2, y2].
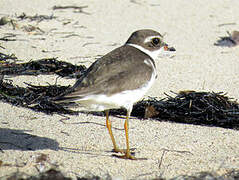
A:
[76, 72, 156, 112]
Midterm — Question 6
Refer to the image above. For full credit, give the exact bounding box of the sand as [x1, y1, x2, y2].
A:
[0, 0, 239, 179]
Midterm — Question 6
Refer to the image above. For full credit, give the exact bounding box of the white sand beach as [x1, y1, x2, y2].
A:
[0, 0, 239, 179]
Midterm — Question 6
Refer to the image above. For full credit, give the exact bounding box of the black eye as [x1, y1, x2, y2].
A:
[152, 38, 160, 45]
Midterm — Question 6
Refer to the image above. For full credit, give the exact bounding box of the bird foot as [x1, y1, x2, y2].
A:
[113, 148, 136, 154]
[113, 153, 147, 160]
[113, 153, 137, 160]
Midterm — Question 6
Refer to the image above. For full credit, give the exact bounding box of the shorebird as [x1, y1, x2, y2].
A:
[55, 29, 175, 159]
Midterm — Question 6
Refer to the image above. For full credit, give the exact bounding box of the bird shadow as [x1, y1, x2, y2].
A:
[0, 128, 59, 151]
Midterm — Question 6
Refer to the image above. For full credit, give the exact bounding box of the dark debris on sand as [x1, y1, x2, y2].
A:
[17, 12, 57, 22]
[0, 52, 239, 129]
[214, 31, 239, 47]
[2, 169, 70, 180]
[2, 168, 239, 180]
[0, 57, 86, 78]
[172, 169, 239, 180]
[0, 80, 77, 115]
[131, 91, 239, 129]
[52, 5, 90, 15]
[0, 52, 18, 62]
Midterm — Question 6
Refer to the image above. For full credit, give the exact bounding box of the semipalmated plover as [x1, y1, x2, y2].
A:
[56, 29, 175, 160]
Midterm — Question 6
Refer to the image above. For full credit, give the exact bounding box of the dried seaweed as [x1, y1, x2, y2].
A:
[0, 53, 239, 129]
[0, 34, 17, 41]
[0, 52, 18, 62]
[52, 5, 90, 14]
[17, 12, 57, 22]
[0, 58, 86, 78]
[0, 80, 77, 115]
[130, 91, 239, 129]
[214, 31, 239, 47]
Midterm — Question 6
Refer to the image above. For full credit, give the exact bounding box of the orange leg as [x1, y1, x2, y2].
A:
[120, 109, 136, 160]
[106, 109, 136, 160]
[105, 110, 124, 153]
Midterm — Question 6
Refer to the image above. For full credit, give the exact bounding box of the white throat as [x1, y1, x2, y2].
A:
[126, 43, 165, 60]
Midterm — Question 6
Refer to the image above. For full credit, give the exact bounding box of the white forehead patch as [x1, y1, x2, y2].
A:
[143, 35, 162, 43]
